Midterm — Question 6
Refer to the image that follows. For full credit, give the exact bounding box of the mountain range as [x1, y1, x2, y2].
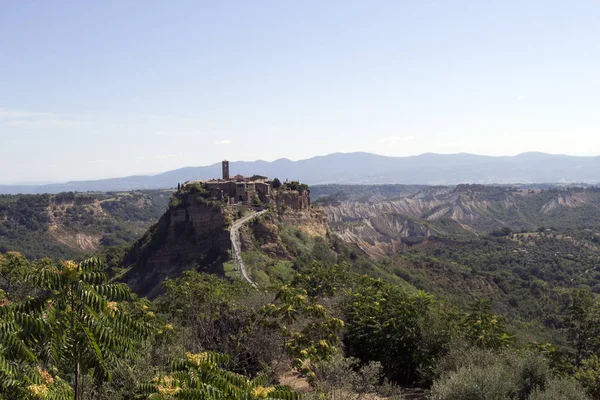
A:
[2, 152, 599, 194]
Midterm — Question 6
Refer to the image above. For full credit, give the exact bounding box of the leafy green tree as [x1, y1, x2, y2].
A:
[0, 299, 73, 398]
[291, 261, 351, 299]
[431, 346, 588, 400]
[575, 355, 600, 399]
[343, 275, 456, 384]
[0, 251, 35, 300]
[567, 289, 600, 364]
[262, 283, 344, 379]
[2, 257, 152, 399]
[272, 178, 282, 190]
[156, 271, 278, 377]
[463, 299, 513, 349]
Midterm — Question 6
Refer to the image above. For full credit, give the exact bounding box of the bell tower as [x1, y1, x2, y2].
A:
[222, 160, 230, 180]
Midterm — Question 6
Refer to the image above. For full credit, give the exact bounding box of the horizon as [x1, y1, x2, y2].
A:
[2, 1, 600, 184]
[2, 150, 599, 186]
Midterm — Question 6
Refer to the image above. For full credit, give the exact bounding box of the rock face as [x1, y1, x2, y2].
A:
[279, 206, 327, 237]
[124, 193, 230, 298]
[275, 190, 310, 212]
[242, 218, 290, 259]
[123, 185, 318, 298]
[321, 185, 600, 258]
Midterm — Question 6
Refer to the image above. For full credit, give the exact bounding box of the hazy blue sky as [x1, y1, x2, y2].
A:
[1, 1, 599, 183]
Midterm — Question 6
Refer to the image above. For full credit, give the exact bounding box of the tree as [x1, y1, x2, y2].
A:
[156, 271, 278, 377]
[5, 257, 152, 399]
[567, 289, 600, 364]
[575, 355, 600, 399]
[343, 275, 457, 384]
[272, 178, 282, 190]
[0, 251, 34, 301]
[262, 283, 344, 379]
[462, 299, 513, 349]
[0, 293, 74, 398]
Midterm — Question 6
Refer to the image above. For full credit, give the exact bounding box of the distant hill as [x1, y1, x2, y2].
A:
[314, 184, 600, 258]
[0, 190, 171, 259]
[2, 152, 600, 194]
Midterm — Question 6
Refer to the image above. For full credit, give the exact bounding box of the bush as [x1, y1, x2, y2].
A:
[529, 378, 590, 400]
[308, 355, 403, 400]
[575, 355, 600, 399]
[430, 345, 578, 400]
[431, 362, 519, 400]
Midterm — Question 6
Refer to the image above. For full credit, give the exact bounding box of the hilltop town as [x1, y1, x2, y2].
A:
[185, 160, 311, 210]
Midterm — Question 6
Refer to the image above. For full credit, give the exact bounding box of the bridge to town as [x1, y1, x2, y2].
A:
[229, 209, 267, 288]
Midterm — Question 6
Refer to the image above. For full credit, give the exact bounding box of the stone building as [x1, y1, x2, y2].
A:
[222, 160, 230, 180]
[202, 161, 273, 204]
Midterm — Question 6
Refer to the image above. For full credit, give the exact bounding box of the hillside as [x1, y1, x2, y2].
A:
[3, 183, 600, 398]
[0, 190, 171, 259]
[2, 152, 600, 194]
[315, 184, 600, 257]
[122, 180, 319, 298]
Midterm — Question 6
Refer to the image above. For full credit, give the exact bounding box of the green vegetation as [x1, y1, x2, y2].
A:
[3, 184, 600, 398]
[0, 191, 171, 260]
[311, 184, 426, 204]
[281, 181, 309, 194]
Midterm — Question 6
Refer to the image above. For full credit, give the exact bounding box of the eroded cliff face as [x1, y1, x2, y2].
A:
[321, 186, 600, 258]
[540, 191, 592, 213]
[275, 190, 311, 212]
[241, 217, 291, 259]
[279, 206, 327, 237]
[124, 193, 230, 298]
[240, 203, 328, 259]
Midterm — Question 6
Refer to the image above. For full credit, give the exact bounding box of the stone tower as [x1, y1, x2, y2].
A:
[222, 160, 230, 180]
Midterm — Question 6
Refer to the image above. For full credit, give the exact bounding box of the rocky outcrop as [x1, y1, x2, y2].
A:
[540, 191, 591, 214]
[123, 185, 321, 297]
[124, 193, 230, 298]
[276, 190, 310, 212]
[242, 217, 291, 259]
[280, 206, 327, 237]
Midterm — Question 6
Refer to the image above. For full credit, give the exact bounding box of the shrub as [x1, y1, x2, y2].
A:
[309, 355, 403, 400]
[575, 355, 600, 399]
[430, 362, 519, 400]
[431, 346, 573, 400]
[529, 378, 590, 400]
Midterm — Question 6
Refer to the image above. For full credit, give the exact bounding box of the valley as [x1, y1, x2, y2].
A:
[314, 184, 600, 257]
[2, 182, 600, 399]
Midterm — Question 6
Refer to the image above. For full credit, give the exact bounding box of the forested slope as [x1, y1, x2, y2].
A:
[0, 190, 171, 259]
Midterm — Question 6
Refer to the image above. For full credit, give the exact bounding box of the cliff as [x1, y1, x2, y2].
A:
[123, 192, 230, 298]
[275, 189, 311, 213]
[123, 183, 318, 297]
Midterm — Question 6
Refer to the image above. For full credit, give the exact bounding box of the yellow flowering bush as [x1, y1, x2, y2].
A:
[61, 260, 80, 280]
[36, 366, 54, 385]
[154, 374, 181, 397]
[185, 352, 209, 367]
[27, 384, 48, 399]
[251, 386, 275, 398]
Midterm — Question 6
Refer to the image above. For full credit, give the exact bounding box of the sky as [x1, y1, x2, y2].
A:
[1, 0, 599, 184]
